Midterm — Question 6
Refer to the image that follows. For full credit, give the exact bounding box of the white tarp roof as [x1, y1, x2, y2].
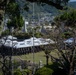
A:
[64, 38, 74, 43]
[1, 36, 55, 48]
[3, 35, 17, 40]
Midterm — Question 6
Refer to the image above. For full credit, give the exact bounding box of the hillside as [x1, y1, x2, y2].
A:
[16, 0, 60, 19]
[68, 1, 76, 8]
[16, 0, 76, 19]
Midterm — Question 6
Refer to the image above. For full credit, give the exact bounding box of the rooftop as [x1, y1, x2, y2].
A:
[0, 35, 55, 48]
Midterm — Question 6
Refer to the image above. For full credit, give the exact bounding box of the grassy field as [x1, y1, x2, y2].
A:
[13, 50, 59, 65]
[14, 51, 47, 64]
[0, 50, 59, 75]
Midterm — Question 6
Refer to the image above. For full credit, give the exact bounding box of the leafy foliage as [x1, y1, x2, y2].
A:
[51, 9, 76, 75]
[34, 67, 53, 75]
[1, 29, 9, 36]
[14, 69, 22, 75]
[6, 2, 20, 17]
[61, 31, 73, 39]
[6, 1, 24, 29]
[45, 63, 67, 75]
[14, 69, 31, 75]
[54, 9, 76, 28]
[13, 32, 31, 39]
[7, 14, 24, 29]
[22, 69, 31, 75]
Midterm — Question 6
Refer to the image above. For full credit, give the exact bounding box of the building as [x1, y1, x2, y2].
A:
[0, 35, 55, 55]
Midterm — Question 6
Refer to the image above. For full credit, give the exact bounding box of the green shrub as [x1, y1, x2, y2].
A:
[13, 60, 21, 69]
[1, 29, 9, 36]
[22, 69, 31, 75]
[34, 67, 53, 75]
[61, 32, 73, 39]
[45, 62, 67, 75]
[14, 69, 22, 75]
[14, 32, 31, 39]
[34, 32, 42, 38]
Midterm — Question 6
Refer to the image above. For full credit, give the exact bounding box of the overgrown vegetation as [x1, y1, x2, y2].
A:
[0, 0, 76, 75]
[34, 67, 53, 75]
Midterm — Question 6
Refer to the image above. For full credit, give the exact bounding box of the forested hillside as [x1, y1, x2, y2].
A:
[17, 0, 76, 19]
[68, 1, 76, 8]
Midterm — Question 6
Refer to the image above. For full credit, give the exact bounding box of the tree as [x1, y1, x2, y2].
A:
[6, 1, 24, 30]
[5, 1, 20, 17]
[0, 0, 71, 75]
[45, 9, 76, 75]
[43, 46, 52, 66]
[7, 15, 24, 30]
[54, 9, 76, 28]
[0, 0, 70, 30]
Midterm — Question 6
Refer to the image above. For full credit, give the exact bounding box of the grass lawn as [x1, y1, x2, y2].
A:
[13, 50, 59, 65]
[0, 50, 59, 75]
[14, 51, 47, 64]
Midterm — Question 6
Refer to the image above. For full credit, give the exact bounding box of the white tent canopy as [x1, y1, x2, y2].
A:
[3, 35, 17, 40]
[64, 38, 74, 43]
[1, 36, 55, 48]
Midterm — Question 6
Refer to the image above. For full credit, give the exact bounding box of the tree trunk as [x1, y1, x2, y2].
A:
[69, 49, 75, 75]
[8, 56, 12, 75]
[2, 56, 7, 75]
[69, 64, 74, 75]
[46, 54, 49, 65]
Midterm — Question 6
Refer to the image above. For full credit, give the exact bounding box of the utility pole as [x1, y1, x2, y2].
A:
[9, 27, 14, 75]
[32, 2, 35, 75]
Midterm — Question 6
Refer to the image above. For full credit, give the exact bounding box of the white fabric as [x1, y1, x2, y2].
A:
[1, 36, 55, 48]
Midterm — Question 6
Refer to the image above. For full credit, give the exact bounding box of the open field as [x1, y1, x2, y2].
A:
[0, 50, 60, 75]
[14, 51, 47, 64]
[13, 50, 59, 65]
